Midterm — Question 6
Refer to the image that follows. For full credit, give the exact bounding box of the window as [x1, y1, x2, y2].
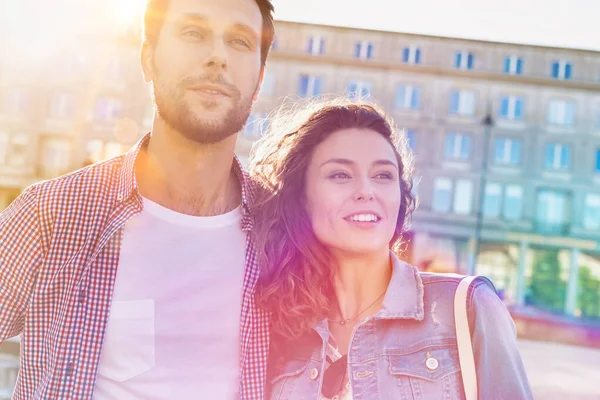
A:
[95, 97, 123, 121]
[0, 131, 9, 164]
[596, 149, 600, 172]
[85, 140, 125, 164]
[494, 138, 521, 165]
[106, 58, 122, 80]
[504, 56, 523, 75]
[544, 143, 571, 170]
[500, 96, 524, 120]
[584, 194, 600, 230]
[354, 41, 373, 60]
[483, 183, 502, 218]
[449, 90, 475, 116]
[2, 88, 28, 115]
[307, 36, 325, 55]
[395, 85, 421, 109]
[261, 71, 276, 97]
[444, 133, 472, 160]
[432, 178, 452, 213]
[105, 141, 125, 159]
[536, 189, 570, 232]
[402, 46, 422, 64]
[9, 134, 29, 166]
[50, 92, 75, 118]
[551, 60, 572, 80]
[405, 129, 416, 151]
[298, 75, 322, 98]
[547, 100, 575, 126]
[244, 113, 268, 138]
[347, 81, 372, 99]
[453, 179, 473, 215]
[40, 137, 72, 175]
[455, 51, 474, 70]
[504, 185, 523, 220]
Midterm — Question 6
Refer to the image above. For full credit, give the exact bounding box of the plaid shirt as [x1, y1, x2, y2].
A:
[0, 133, 269, 399]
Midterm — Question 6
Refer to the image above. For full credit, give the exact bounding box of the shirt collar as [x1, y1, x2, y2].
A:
[116, 132, 254, 231]
[376, 251, 425, 320]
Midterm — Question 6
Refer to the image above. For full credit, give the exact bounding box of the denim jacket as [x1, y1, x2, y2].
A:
[267, 253, 533, 400]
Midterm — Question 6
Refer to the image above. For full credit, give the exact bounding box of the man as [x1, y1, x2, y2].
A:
[0, 0, 274, 398]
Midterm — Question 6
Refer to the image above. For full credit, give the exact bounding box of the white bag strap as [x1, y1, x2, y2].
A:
[454, 276, 478, 400]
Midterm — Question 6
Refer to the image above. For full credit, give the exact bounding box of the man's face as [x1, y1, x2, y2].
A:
[142, 0, 264, 144]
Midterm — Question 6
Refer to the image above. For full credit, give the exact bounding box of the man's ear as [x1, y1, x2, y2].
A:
[253, 66, 266, 102]
[140, 41, 155, 83]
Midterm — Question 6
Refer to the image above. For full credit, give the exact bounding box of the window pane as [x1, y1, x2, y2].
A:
[298, 75, 308, 97]
[511, 140, 521, 164]
[596, 149, 600, 172]
[494, 138, 505, 163]
[453, 179, 473, 215]
[504, 185, 523, 220]
[433, 178, 452, 212]
[450, 92, 460, 114]
[467, 53, 474, 69]
[500, 97, 509, 118]
[544, 144, 554, 169]
[461, 135, 472, 159]
[415, 48, 422, 64]
[552, 62, 560, 78]
[412, 87, 421, 109]
[396, 86, 407, 108]
[402, 47, 410, 63]
[445, 134, 456, 158]
[455, 52, 462, 68]
[565, 63, 572, 79]
[484, 183, 502, 218]
[516, 58, 523, 75]
[503, 57, 510, 74]
[584, 194, 600, 230]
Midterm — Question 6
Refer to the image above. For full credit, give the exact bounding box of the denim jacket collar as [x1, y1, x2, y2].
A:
[313, 251, 425, 339]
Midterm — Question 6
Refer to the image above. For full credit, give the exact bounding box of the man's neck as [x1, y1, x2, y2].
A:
[135, 121, 242, 216]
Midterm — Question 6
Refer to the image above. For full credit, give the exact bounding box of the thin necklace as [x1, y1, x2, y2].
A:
[328, 289, 387, 326]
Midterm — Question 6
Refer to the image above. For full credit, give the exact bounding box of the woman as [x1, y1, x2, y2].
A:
[250, 99, 532, 399]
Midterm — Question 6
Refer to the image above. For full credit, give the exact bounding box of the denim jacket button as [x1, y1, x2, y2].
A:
[309, 368, 319, 380]
[426, 357, 439, 370]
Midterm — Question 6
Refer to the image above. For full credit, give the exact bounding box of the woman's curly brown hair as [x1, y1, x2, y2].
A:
[250, 98, 417, 340]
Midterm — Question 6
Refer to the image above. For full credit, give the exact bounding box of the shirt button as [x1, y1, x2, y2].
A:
[309, 368, 319, 380]
[332, 396, 340, 400]
[426, 357, 439, 370]
[363, 320, 374, 327]
[78, 290, 86, 303]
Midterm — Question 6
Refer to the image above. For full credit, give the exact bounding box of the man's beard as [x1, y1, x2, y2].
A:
[153, 74, 255, 144]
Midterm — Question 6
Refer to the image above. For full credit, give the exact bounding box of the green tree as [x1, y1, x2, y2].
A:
[527, 250, 566, 313]
[577, 266, 600, 319]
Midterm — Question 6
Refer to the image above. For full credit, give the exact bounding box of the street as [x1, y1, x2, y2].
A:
[519, 339, 600, 399]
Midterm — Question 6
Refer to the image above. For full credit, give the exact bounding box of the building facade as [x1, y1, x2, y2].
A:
[1, 23, 600, 388]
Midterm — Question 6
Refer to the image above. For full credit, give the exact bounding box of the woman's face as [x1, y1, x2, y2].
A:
[305, 127, 402, 257]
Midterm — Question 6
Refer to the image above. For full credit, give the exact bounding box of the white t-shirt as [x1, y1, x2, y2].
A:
[93, 197, 247, 400]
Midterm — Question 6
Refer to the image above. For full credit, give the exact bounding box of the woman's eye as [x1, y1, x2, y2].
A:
[375, 172, 394, 180]
[329, 172, 351, 180]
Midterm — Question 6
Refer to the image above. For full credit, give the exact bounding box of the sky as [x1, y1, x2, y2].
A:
[272, 0, 600, 51]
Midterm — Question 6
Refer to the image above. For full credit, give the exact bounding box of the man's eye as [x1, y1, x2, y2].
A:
[230, 38, 251, 48]
[183, 30, 204, 39]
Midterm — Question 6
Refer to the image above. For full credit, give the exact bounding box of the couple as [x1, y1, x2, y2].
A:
[0, 0, 532, 399]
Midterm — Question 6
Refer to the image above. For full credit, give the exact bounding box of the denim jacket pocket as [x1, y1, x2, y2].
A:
[387, 341, 465, 400]
[270, 358, 321, 400]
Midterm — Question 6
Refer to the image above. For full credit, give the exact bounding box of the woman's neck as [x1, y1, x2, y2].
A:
[330, 249, 393, 324]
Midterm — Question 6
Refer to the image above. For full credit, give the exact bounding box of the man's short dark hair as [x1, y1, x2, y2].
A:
[143, 0, 275, 67]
